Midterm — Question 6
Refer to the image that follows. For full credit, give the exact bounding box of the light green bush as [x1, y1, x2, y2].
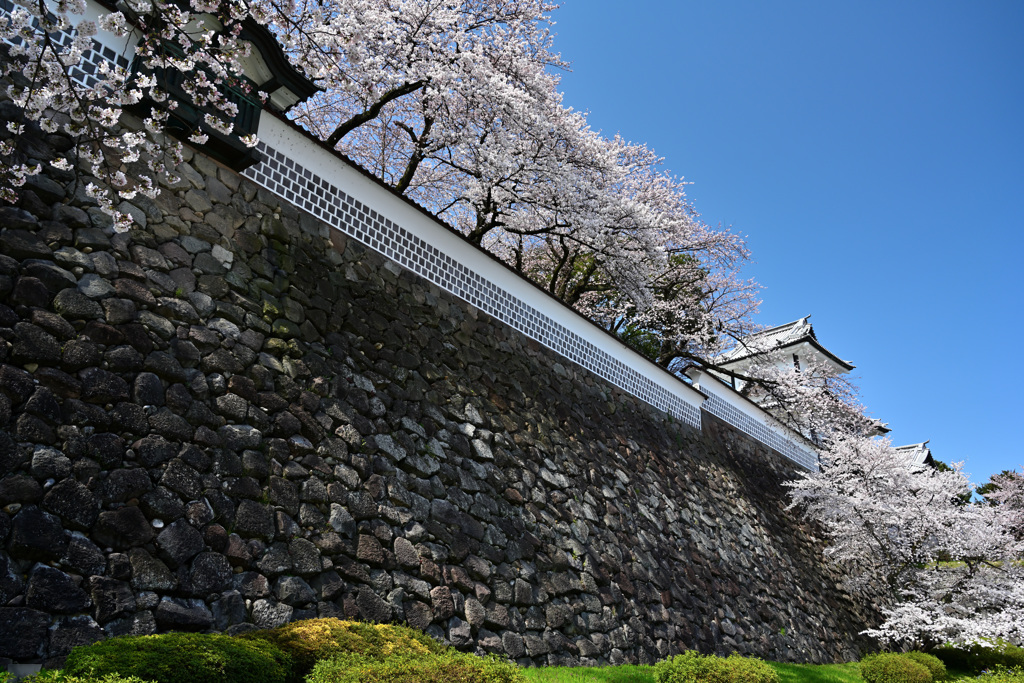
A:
[306, 650, 525, 683]
[979, 667, 1024, 683]
[859, 653, 932, 683]
[22, 673, 154, 683]
[903, 652, 945, 681]
[61, 633, 291, 683]
[654, 651, 779, 683]
[241, 618, 443, 681]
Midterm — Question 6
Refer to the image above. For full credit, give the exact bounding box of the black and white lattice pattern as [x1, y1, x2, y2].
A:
[1, 0, 130, 88]
[243, 142, 705, 430]
[703, 394, 818, 470]
[69, 39, 130, 88]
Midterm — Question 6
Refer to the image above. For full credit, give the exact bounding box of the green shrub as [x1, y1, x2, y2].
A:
[904, 652, 945, 681]
[22, 674, 154, 683]
[61, 633, 291, 683]
[933, 642, 1024, 674]
[979, 667, 1024, 683]
[859, 653, 932, 683]
[17, 669, 63, 683]
[241, 618, 442, 681]
[307, 651, 524, 683]
[654, 651, 779, 683]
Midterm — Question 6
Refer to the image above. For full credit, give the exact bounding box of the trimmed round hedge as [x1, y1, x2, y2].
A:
[903, 652, 946, 681]
[61, 633, 291, 683]
[240, 618, 443, 680]
[654, 650, 779, 683]
[860, 653, 932, 683]
[306, 651, 524, 683]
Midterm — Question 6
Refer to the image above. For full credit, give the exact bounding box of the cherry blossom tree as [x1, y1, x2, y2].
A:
[268, 0, 762, 358]
[987, 468, 1024, 540]
[0, 0, 272, 230]
[788, 436, 1024, 648]
[1, 0, 761, 369]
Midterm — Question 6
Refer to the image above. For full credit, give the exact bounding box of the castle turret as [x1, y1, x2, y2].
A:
[716, 315, 854, 381]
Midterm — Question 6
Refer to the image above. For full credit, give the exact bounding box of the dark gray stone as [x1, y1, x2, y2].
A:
[26, 565, 91, 614]
[62, 533, 107, 577]
[234, 499, 274, 541]
[0, 552, 24, 605]
[212, 591, 247, 631]
[355, 585, 392, 623]
[218, 424, 262, 451]
[156, 519, 204, 567]
[9, 506, 67, 561]
[289, 538, 321, 576]
[448, 616, 472, 648]
[24, 387, 62, 426]
[0, 474, 43, 506]
[133, 372, 165, 406]
[148, 408, 193, 441]
[53, 288, 104, 320]
[12, 323, 61, 364]
[143, 352, 187, 383]
[89, 576, 136, 623]
[274, 576, 315, 606]
[187, 552, 233, 596]
[48, 615, 105, 657]
[154, 598, 213, 631]
[80, 368, 130, 404]
[255, 542, 292, 577]
[128, 548, 177, 591]
[134, 435, 177, 467]
[0, 430, 24, 475]
[234, 571, 270, 599]
[98, 468, 152, 504]
[430, 586, 455, 621]
[103, 611, 157, 638]
[30, 446, 72, 480]
[140, 486, 185, 522]
[93, 507, 154, 549]
[87, 433, 126, 469]
[251, 599, 292, 629]
[160, 459, 203, 500]
[0, 607, 50, 659]
[0, 231, 50, 259]
[22, 261, 76, 293]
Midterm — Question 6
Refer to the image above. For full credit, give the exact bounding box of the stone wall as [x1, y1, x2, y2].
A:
[0, 110, 874, 670]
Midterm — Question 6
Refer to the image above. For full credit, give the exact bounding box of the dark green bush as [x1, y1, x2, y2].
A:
[241, 618, 443, 681]
[654, 650, 780, 683]
[903, 652, 945, 681]
[860, 653, 932, 683]
[61, 633, 291, 683]
[933, 642, 1024, 674]
[306, 651, 524, 683]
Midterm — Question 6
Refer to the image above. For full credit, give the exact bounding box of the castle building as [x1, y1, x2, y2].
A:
[895, 441, 935, 470]
[714, 316, 853, 391]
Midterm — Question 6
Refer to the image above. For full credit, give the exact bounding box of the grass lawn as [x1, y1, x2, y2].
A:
[522, 664, 655, 683]
[523, 661, 871, 683]
[522, 661, 980, 683]
[768, 661, 863, 683]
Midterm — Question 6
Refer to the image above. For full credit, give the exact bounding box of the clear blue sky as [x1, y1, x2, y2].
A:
[549, 1, 1024, 484]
